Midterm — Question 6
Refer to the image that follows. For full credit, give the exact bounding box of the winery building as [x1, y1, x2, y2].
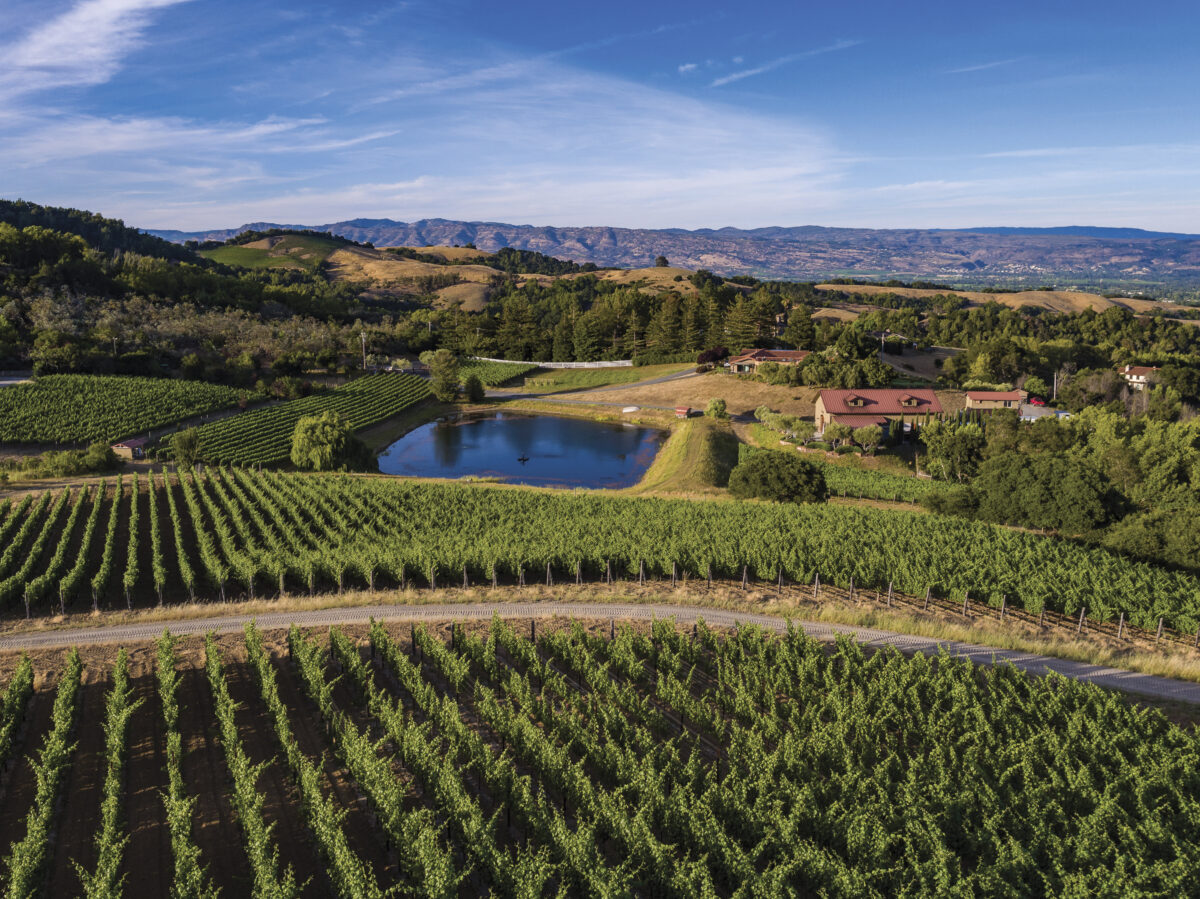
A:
[815, 388, 943, 436]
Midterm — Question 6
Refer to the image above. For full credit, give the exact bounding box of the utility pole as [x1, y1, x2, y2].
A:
[360, 330, 367, 372]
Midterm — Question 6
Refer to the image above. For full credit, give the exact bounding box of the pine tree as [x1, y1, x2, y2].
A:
[680, 296, 704, 352]
[704, 293, 726, 350]
[646, 297, 681, 353]
[622, 309, 644, 357]
[573, 315, 601, 362]
[723, 296, 759, 351]
[782, 306, 816, 349]
[552, 317, 574, 361]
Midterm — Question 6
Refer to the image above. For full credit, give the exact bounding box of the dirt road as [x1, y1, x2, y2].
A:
[0, 601, 1197, 704]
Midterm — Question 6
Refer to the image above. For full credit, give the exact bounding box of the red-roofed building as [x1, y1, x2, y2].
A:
[728, 348, 810, 374]
[1120, 365, 1160, 391]
[965, 389, 1026, 410]
[815, 389, 942, 436]
[111, 437, 147, 460]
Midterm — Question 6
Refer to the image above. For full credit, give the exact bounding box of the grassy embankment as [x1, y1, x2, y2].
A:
[627, 417, 739, 497]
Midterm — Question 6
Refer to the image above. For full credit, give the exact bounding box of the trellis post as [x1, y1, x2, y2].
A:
[1038, 608, 1045, 628]
[606, 560, 612, 585]
[491, 564, 497, 589]
[576, 561, 582, 586]
[999, 595, 1006, 619]
[848, 576, 855, 603]
[639, 560, 645, 585]
[1076, 607, 1086, 636]
[1117, 612, 1125, 640]
[741, 566, 748, 590]
[777, 569, 783, 595]
[518, 565, 525, 587]
[886, 582, 893, 608]
[924, 586, 931, 610]
[706, 563, 712, 587]
[672, 562, 677, 588]
[546, 563, 552, 587]
[962, 591, 970, 617]
[813, 573, 820, 600]
[1156, 617, 1164, 644]
[463, 564, 469, 589]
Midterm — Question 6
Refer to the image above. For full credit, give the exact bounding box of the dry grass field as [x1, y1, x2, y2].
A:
[387, 245, 491, 262]
[569, 372, 821, 417]
[817, 283, 1176, 315]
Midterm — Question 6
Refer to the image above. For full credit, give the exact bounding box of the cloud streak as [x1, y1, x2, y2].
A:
[1, 0, 192, 99]
[944, 57, 1023, 75]
[710, 39, 860, 87]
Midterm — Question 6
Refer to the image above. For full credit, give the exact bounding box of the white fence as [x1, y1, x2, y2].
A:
[468, 356, 633, 369]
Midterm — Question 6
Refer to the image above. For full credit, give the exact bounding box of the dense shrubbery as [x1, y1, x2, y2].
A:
[728, 450, 827, 504]
[0, 442, 120, 481]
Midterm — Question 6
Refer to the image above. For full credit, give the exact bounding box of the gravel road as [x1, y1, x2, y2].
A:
[1, 600, 1197, 704]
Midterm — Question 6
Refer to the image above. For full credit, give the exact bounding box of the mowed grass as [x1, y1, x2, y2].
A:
[627, 417, 739, 497]
[200, 245, 306, 270]
[516, 362, 695, 394]
[200, 233, 345, 272]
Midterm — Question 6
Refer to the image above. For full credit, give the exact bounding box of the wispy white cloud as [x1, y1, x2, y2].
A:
[944, 57, 1023, 75]
[0, 114, 327, 166]
[0, 0, 193, 99]
[710, 39, 860, 87]
[678, 62, 698, 74]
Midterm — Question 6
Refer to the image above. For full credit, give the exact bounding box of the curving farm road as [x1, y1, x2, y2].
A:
[1, 600, 1198, 705]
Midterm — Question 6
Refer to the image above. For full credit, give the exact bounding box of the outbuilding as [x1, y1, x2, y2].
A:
[111, 437, 147, 460]
[965, 389, 1026, 411]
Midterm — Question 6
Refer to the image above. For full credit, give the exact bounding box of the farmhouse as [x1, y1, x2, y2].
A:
[727, 348, 810, 374]
[1119, 364, 1159, 391]
[111, 437, 147, 460]
[815, 388, 943, 436]
[965, 389, 1026, 410]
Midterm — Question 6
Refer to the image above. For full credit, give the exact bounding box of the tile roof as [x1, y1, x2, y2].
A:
[818, 388, 943, 416]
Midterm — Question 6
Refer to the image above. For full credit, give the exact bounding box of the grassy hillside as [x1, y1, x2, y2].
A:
[817, 282, 1177, 315]
[200, 233, 346, 272]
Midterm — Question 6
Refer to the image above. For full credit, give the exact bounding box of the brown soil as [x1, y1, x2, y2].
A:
[46, 661, 110, 895]
[268, 649, 393, 883]
[121, 647, 173, 896]
[0, 669, 58, 850]
[220, 646, 328, 896]
[175, 649, 254, 896]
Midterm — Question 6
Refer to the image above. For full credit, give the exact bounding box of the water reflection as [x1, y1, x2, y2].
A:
[378, 412, 667, 488]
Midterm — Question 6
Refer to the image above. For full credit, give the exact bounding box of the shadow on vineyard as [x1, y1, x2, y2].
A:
[0, 617, 1197, 896]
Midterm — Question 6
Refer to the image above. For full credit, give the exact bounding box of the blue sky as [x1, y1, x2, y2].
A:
[2, 0, 1198, 231]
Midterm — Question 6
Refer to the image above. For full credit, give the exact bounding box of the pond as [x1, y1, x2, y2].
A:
[377, 411, 667, 488]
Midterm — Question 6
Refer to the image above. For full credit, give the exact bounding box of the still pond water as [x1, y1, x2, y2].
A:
[378, 412, 667, 488]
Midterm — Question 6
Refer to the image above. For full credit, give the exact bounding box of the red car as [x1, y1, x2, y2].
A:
[1028, 396, 1046, 406]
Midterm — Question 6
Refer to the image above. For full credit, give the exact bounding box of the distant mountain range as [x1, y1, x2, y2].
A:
[149, 219, 1200, 287]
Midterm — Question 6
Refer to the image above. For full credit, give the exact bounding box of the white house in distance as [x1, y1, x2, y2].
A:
[1120, 365, 1159, 391]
